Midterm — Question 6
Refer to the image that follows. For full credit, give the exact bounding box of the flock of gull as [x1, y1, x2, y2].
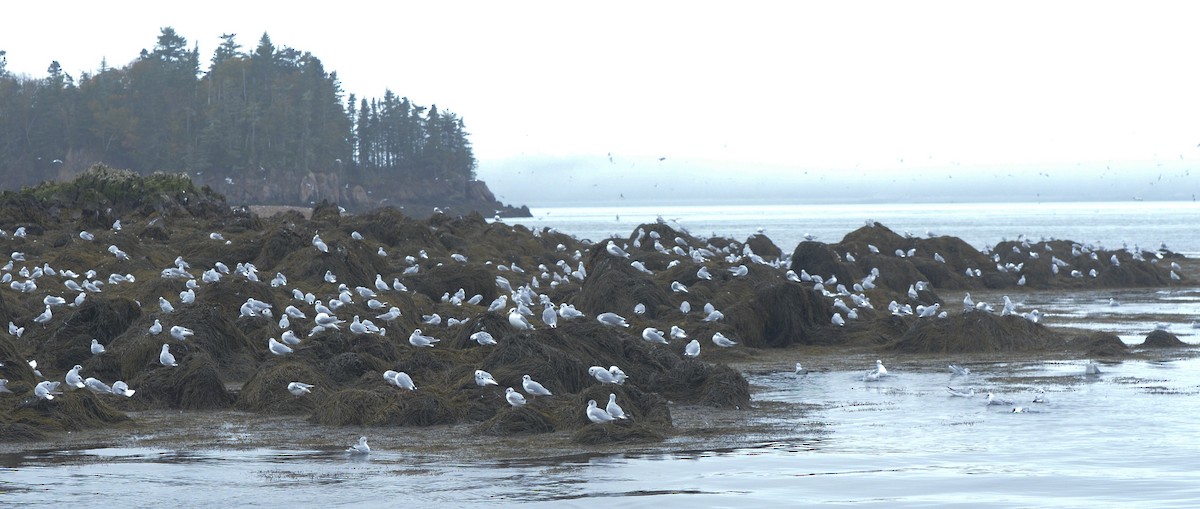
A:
[0, 214, 1186, 455]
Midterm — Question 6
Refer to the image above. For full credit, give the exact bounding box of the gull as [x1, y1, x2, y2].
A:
[65, 365, 85, 389]
[712, 332, 737, 347]
[351, 231, 364, 241]
[596, 312, 629, 328]
[633, 303, 646, 315]
[606, 240, 630, 258]
[946, 386, 976, 397]
[315, 312, 343, 327]
[606, 393, 629, 419]
[542, 305, 558, 328]
[378, 247, 387, 257]
[421, 313, 441, 325]
[409, 329, 440, 347]
[376, 307, 401, 321]
[160, 344, 178, 366]
[84, 377, 113, 394]
[642, 327, 668, 344]
[159, 297, 174, 313]
[0, 379, 10, 393]
[149, 319, 163, 335]
[1032, 388, 1049, 404]
[111, 380, 135, 397]
[522, 375, 552, 396]
[670, 325, 687, 339]
[8, 321, 23, 338]
[671, 281, 689, 293]
[505, 387, 527, 407]
[209, 232, 225, 241]
[697, 266, 712, 280]
[33, 306, 52, 325]
[288, 382, 314, 396]
[863, 369, 881, 382]
[323, 270, 337, 283]
[1109, 298, 1120, 307]
[474, 369, 499, 387]
[79, 231, 95, 241]
[683, 339, 700, 357]
[281, 330, 302, 346]
[874, 359, 888, 376]
[680, 301, 691, 314]
[285, 305, 307, 319]
[729, 265, 748, 277]
[587, 399, 615, 423]
[108, 245, 129, 260]
[702, 309, 724, 322]
[279, 315, 290, 329]
[1084, 361, 1102, 376]
[794, 362, 808, 375]
[589, 366, 620, 384]
[963, 293, 975, 311]
[986, 392, 1015, 406]
[170, 325, 194, 341]
[35, 381, 63, 400]
[44, 295, 68, 307]
[630, 261, 652, 274]
[268, 337, 294, 356]
[451, 253, 467, 263]
[347, 436, 370, 455]
[384, 370, 417, 391]
[64, 280, 83, 292]
[470, 331, 497, 346]
[90, 339, 106, 356]
[558, 303, 585, 319]
[312, 234, 329, 253]
[609, 366, 627, 384]
[948, 364, 970, 376]
[179, 289, 195, 305]
[831, 313, 845, 327]
[508, 308, 535, 330]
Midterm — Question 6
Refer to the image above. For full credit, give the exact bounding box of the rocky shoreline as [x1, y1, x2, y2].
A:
[0, 167, 1191, 444]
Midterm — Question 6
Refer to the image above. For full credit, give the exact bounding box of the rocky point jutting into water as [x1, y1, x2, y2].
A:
[0, 166, 1190, 443]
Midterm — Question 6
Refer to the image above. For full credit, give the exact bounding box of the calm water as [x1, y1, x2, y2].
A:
[515, 201, 1200, 257]
[5, 201, 1200, 507]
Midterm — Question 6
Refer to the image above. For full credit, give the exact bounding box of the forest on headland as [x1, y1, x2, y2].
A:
[0, 28, 524, 215]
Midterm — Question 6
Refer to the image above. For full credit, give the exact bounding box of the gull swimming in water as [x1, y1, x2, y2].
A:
[794, 362, 808, 375]
[986, 392, 1015, 406]
[596, 312, 629, 328]
[1084, 361, 1102, 376]
[288, 382, 314, 396]
[159, 344, 178, 367]
[683, 339, 700, 357]
[874, 359, 888, 376]
[586, 399, 615, 423]
[946, 386, 976, 397]
[504, 387, 527, 407]
[347, 436, 370, 455]
[474, 369, 499, 387]
[522, 375, 552, 397]
[606, 393, 629, 419]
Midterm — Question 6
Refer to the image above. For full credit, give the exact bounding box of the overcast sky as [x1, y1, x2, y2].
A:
[4, 1, 1198, 205]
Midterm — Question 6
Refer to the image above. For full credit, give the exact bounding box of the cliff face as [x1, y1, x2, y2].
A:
[189, 171, 529, 218]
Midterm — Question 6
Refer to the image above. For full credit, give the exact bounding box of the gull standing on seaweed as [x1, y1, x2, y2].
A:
[474, 370, 499, 387]
[712, 332, 737, 348]
[606, 241, 631, 258]
[642, 327, 668, 345]
[0, 379, 11, 393]
[505, 387, 527, 407]
[589, 366, 620, 384]
[170, 325, 193, 341]
[541, 304, 558, 328]
[522, 375, 552, 397]
[288, 382, 314, 396]
[111, 380, 135, 397]
[347, 436, 370, 455]
[35, 380, 63, 400]
[670, 325, 688, 340]
[587, 399, 616, 423]
[384, 370, 417, 391]
[65, 365, 85, 389]
[606, 393, 629, 419]
[671, 281, 689, 293]
[508, 308, 535, 330]
[159, 344, 178, 367]
[683, 339, 701, 357]
[90, 339, 106, 356]
[409, 329, 440, 347]
[313, 234, 329, 253]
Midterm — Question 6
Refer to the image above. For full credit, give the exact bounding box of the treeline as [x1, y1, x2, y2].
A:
[0, 28, 475, 192]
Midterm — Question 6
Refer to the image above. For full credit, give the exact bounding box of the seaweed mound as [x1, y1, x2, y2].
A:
[1141, 330, 1187, 348]
[892, 312, 1061, 353]
[1069, 332, 1129, 357]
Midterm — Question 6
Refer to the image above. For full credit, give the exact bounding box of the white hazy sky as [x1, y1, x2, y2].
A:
[4, 1, 1199, 204]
